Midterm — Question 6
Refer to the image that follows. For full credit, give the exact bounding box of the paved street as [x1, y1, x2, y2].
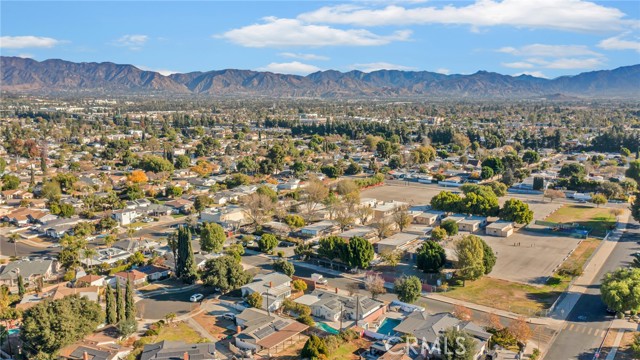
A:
[545, 219, 639, 359]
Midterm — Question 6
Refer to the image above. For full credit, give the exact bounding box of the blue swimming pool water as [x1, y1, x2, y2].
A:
[316, 322, 340, 335]
[376, 318, 401, 336]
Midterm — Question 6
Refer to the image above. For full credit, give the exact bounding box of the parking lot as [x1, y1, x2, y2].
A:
[136, 285, 217, 320]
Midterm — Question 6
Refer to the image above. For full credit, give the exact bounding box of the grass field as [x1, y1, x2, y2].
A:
[557, 238, 600, 276]
[545, 205, 616, 237]
[443, 277, 562, 316]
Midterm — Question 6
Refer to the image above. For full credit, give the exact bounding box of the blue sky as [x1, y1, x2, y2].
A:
[1, 1, 639, 78]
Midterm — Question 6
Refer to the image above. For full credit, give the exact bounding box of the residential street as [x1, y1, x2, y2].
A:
[545, 219, 639, 359]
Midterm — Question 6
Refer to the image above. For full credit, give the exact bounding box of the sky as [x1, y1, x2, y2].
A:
[1, 0, 639, 78]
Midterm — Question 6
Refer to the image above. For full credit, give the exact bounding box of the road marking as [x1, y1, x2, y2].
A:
[569, 324, 575, 330]
[588, 328, 593, 335]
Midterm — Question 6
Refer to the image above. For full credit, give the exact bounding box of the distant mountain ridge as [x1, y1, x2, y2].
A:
[1, 56, 638, 99]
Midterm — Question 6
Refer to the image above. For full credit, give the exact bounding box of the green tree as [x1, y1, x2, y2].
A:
[115, 281, 125, 323]
[481, 166, 494, 180]
[591, 194, 607, 208]
[41, 180, 62, 202]
[481, 239, 496, 275]
[499, 199, 534, 224]
[431, 191, 462, 212]
[627, 160, 640, 183]
[273, 260, 295, 277]
[486, 182, 508, 197]
[455, 235, 486, 282]
[301, 334, 328, 360]
[347, 236, 375, 269]
[174, 154, 191, 169]
[194, 195, 212, 213]
[460, 192, 500, 217]
[21, 295, 104, 356]
[394, 276, 422, 303]
[440, 327, 477, 360]
[258, 234, 278, 253]
[601, 267, 640, 313]
[177, 226, 198, 284]
[125, 278, 136, 322]
[200, 256, 253, 293]
[200, 222, 226, 253]
[58, 203, 75, 218]
[560, 163, 586, 178]
[431, 226, 448, 241]
[105, 285, 117, 325]
[416, 241, 447, 273]
[533, 177, 544, 191]
[117, 318, 137, 337]
[633, 195, 640, 223]
[285, 214, 305, 229]
[522, 150, 540, 164]
[256, 185, 278, 202]
[292, 279, 308, 292]
[17, 274, 25, 297]
[441, 219, 459, 236]
[1, 175, 19, 190]
[246, 292, 263, 308]
[482, 157, 504, 174]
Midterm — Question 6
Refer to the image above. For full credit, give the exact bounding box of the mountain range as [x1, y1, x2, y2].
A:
[1, 56, 639, 99]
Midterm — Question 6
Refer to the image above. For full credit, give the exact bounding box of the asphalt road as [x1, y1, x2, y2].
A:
[545, 219, 639, 360]
[136, 285, 217, 320]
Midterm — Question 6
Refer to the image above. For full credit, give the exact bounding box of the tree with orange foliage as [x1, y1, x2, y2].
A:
[127, 170, 148, 184]
[453, 304, 472, 321]
[508, 316, 532, 344]
[488, 312, 503, 330]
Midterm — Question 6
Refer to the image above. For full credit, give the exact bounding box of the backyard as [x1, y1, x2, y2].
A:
[545, 205, 617, 237]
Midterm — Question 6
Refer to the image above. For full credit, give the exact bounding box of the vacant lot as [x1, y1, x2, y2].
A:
[153, 321, 208, 343]
[545, 205, 616, 237]
[443, 277, 561, 316]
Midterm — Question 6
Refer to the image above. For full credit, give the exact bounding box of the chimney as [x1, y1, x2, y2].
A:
[83, 352, 89, 360]
[183, 352, 189, 360]
[269, 281, 273, 288]
[236, 325, 242, 334]
[335, 287, 338, 294]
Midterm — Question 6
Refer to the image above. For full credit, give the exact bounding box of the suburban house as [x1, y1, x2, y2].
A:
[337, 226, 377, 242]
[234, 308, 308, 356]
[58, 326, 130, 360]
[75, 274, 106, 287]
[413, 210, 446, 226]
[0, 259, 58, 287]
[440, 214, 466, 225]
[199, 205, 247, 229]
[371, 201, 408, 221]
[111, 209, 139, 226]
[393, 312, 491, 360]
[485, 221, 515, 237]
[137, 264, 171, 281]
[295, 290, 385, 323]
[458, 216, 488, 233]
[114, 269, 147, 287]
[299, 220, 339, 238]
[165, 198, 194, 214]
[140, 341, 217, 360]
[82, 248, 132, 267]
[241, 272, 292, 312]
[376, 232, 421, 254]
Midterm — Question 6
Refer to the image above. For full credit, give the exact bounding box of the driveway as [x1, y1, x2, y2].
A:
[136, 285, 217, 320]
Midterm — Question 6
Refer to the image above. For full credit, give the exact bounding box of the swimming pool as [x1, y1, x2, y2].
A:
[316, 322, 340, 335]
[376, 318, 401, 336]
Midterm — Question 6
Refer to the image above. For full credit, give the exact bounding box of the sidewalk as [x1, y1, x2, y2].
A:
[550, 211, 630, 320]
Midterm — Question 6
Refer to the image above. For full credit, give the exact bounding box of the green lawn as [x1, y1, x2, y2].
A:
[545, 205, 616, 237]
[328, 342, 360, 360]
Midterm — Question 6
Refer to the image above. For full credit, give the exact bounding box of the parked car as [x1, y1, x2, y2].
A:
[223, 313, 235, 320]
[190, 293, 204, 302]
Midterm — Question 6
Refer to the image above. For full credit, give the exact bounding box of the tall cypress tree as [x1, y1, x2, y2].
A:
[17, 274, 25, 297]
[115, 280, 125, 323]
[105, 285, 117, 324]
[125, 278, 136, 321]
[178, 227, 198, 284]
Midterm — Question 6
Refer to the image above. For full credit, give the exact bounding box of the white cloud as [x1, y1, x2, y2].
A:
[544, 57, 605, 69]
[435, 68, 450, 75]
[257, 61, 322, 75]
[279, 52, 330, 61]
[514, 71, 548, 78]
[348, 62, 416, 72]
[0, 36, 60, 49]
[502, 61, 535, 69]
[136, 65, 179, 76]
[498, 44, 601, 57]
[112, 34, 148, 50]
[218, 17, 411, 47]
[598, 33, 640, 53]
[298, 0, 630, 32]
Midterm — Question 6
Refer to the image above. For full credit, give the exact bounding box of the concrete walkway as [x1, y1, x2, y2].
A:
[605, 330, 625, 360]
[550, 211, 630, 320]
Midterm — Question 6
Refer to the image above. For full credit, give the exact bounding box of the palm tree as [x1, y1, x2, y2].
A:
[83, 248, 97, 271]
[126, 226, 136, 240]
[8, 233, 19, 257]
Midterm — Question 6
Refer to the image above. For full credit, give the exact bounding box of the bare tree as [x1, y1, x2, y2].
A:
[365, 273, 387, 299]
[303, 180, 329, 216]
[453, 304, 472, 321]
[243, 193, 275, 227]
[543, 189, 565, 203]
[393, 206, 412, 232]
[355, 206, 373, 225]
[373, 218, 393, 240]
[334, 206, 355, 232]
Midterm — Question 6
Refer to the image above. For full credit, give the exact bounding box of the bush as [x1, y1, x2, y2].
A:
[297, 314, 315, 326]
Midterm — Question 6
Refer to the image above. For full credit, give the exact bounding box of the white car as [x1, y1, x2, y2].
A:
[190, 293, 204, 302]
[222, 313, 235, 320]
